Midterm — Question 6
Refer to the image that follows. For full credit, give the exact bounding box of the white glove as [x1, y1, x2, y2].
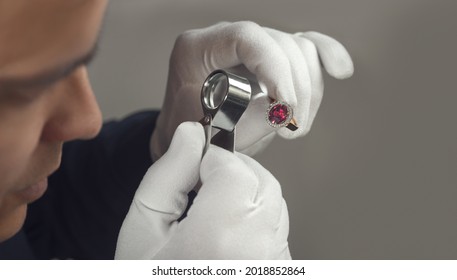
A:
[116, 122, 290, 259]
[151, 21, 354, 159]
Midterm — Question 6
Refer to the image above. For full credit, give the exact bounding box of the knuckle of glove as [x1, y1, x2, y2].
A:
[170, 30, 199, 62]
[174, 30, 196, 48]
[225, 20, 263, 41]
[240, 154, 281, 190]
[294, 35, 318, 53]
[201, 148, 258, 187]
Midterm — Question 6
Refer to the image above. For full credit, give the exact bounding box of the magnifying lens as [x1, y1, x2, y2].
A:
[199, 70, 252, 153]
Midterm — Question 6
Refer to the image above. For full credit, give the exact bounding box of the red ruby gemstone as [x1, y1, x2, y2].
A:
[268, 104, 289, 125]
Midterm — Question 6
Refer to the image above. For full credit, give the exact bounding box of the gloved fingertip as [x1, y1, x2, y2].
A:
[167, 121, 206, 157]
[318, 45, 354, 80]
[326, 52, 354, 80]
[299, 31, 354, 80]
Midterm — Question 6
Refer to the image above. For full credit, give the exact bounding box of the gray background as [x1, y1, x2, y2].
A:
[89, 0, 457, 259]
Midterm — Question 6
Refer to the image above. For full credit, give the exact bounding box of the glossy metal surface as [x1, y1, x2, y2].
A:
[200, 70, 252, 153]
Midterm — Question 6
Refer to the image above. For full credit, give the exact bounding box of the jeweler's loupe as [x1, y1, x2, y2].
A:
[200, 70, 252, 153]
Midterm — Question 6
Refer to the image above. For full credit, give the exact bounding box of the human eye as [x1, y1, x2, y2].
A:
[0, 85, 49, 107]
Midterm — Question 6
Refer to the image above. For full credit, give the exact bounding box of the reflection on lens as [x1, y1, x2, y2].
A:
[203, 72, 228, 110]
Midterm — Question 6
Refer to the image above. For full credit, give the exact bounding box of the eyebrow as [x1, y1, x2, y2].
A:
[0, 43, 98, 90]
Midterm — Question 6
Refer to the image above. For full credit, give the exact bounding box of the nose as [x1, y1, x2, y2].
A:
[41, 66, 102, 142]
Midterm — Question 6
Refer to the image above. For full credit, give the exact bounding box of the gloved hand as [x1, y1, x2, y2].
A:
[116, 122, 290, 259]
[151, 21, 354, 159]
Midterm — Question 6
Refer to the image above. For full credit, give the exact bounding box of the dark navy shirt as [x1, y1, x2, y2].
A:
[0, 110, 159, 260]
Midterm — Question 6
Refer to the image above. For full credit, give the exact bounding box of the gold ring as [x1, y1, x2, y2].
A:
[266, 100, 298, 131]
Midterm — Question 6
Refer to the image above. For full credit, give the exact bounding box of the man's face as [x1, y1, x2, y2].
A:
[0, 0, 107, 241]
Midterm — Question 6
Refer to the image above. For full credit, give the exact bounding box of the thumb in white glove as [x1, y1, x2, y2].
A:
[151, 21, 354, 159]
[115, 121, 205, 259]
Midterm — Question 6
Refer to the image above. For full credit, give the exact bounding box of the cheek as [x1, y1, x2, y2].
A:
[0, 101, 46, 192]
[0, 101, 48, 240]
[0, 198, 27, 242]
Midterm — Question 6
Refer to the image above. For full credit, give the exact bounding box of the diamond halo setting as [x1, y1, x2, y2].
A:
[266, 100, 294, 128]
